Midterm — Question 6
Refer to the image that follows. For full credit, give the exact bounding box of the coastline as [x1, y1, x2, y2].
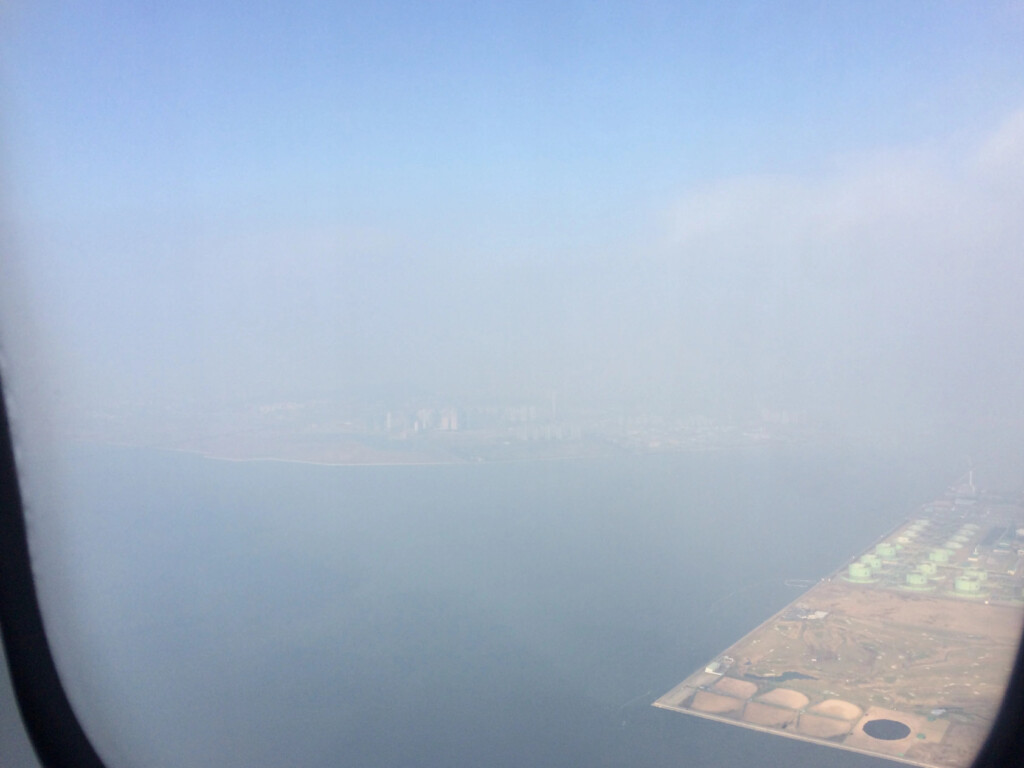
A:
[66, 437, 781, 469]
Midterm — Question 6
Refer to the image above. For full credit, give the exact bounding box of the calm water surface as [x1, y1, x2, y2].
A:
[31, 444, 959, 768]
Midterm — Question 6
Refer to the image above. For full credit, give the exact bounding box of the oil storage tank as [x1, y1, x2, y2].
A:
[906, 572, 930, 589]
[955, 576, 982, 595]
[860, 554, 882, 569]
[848, 562, 873, 582]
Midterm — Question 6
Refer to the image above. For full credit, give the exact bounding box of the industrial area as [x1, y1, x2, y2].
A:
[654, 475, 1024, 768]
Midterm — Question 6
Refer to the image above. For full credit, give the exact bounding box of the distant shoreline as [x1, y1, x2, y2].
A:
[195, 452, 464, 468]
[174, 447, 629, 468]
[72, 439, 775, 468]
[151, 444, 464, 468]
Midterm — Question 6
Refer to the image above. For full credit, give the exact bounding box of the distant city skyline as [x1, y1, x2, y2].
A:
[2, 2, 1024, 454]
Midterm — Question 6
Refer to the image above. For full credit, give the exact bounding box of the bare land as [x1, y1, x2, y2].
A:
[655, 492, 1024, 768]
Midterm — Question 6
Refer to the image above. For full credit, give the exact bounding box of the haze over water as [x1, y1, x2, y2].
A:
[32, 443, 961, 768]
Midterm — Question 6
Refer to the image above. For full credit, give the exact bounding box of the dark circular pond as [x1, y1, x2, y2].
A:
[863, 719, 911, 740]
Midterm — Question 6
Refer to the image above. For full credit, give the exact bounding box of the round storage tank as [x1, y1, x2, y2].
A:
[964, 569, 988, 582]
[929, 549, 949, 563]
[906, 573, 929, 587]
[918, 562, 938, 576]
[876, 544, 896, 558]
[944, 540, 963, 550]
[860, 554, 882, 569]
[955, 577, 981, 595]
[848, 563, 873, 581]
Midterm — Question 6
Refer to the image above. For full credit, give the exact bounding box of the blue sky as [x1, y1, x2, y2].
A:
[3, 1, 1024, 434]
[8, 1, 1024, 225]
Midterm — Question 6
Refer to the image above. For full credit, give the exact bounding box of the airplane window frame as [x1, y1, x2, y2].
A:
[0, 370, 105, 768]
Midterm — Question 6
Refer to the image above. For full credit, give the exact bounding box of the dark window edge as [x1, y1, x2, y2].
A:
[0, 370, 106, 768]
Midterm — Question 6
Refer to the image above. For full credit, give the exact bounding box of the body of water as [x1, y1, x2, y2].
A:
[28, 443, 960, 768]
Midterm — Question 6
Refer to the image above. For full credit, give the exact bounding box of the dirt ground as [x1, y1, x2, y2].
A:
[844, 706, 949, 760]
[656, 574, 1022, 768]
[810, 699, 862, 720]
[807, 582, 1023, 643]
[655, 498, 1024, 768]
[713, 677, 757, 699]
[690, 690, 744, 715]
[756, 688, 808, 709]
[743, 702, 797, 727]
[796, 713, 853, 739]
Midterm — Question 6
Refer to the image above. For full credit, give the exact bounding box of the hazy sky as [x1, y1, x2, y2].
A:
[3, 1, 1024, 436]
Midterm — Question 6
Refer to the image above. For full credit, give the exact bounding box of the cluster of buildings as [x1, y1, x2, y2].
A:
[386, 406, 460, 434]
